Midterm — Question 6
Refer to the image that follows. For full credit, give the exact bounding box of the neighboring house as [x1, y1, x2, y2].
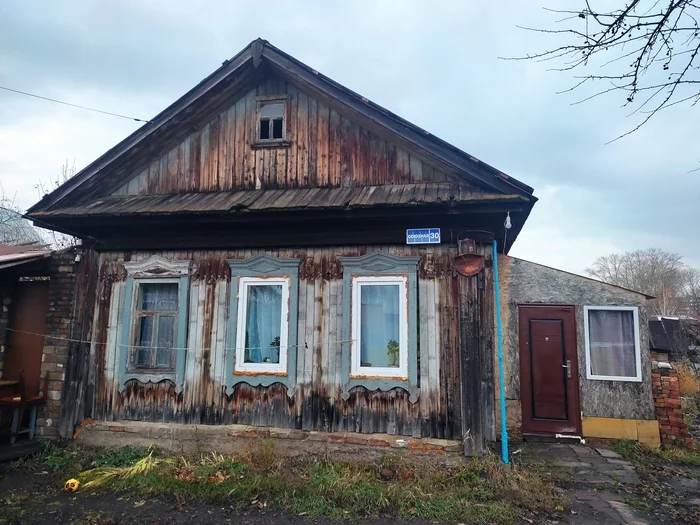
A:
[0, 243, 54, 395]
[25, 40, 659, 452]
[0, 243, 66, 446]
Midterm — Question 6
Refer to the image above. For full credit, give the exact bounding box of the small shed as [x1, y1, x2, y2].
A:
[497, 255, 659, 447]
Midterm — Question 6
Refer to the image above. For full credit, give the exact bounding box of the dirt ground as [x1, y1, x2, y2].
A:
[1, 441, 699, 525]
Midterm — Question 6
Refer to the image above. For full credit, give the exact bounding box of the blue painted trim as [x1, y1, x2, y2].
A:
[338, 253, 421, 403]
[118, 275, 190, 393]
[226, 255, 301, 398]
[493, 240, 509, 464]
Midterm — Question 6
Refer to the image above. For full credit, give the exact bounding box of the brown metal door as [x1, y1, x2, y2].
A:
[3, 280, 50, 397]
[519, 305, 580, 435]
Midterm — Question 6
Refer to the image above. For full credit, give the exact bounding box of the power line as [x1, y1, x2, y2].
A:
[5, 327, 353, 353]
[0, 85, 150, 123]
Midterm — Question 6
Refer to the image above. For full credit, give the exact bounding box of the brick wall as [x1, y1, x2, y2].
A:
[652, 360, 693, 447]
[36, 252, 77, 438]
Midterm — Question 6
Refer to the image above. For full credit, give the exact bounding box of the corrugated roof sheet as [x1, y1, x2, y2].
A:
[34, 183, 528, 217]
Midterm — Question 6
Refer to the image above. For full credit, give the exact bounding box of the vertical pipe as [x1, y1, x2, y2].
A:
[493, 239, 509, 464]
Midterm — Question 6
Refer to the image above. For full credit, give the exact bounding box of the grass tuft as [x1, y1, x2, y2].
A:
[613, 439, 700, 467]
[64, 443, 563, 525]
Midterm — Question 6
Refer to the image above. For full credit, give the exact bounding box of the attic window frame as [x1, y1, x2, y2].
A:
[254, 95, 290, 148]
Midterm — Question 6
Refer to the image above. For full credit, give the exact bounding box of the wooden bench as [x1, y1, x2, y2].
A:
[0, 372, 48, 445]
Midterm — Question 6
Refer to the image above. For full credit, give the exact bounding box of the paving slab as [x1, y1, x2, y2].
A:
[607, 500, 650, 525]
[596, 447, 622, 459]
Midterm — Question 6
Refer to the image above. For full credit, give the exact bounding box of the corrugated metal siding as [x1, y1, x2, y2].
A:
[90, 245, 461, 438]
[113, 78, 454, 196]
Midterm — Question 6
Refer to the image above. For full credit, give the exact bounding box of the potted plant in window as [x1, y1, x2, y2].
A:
[386, 339, 400, 368]
[266, 336, 281, 363]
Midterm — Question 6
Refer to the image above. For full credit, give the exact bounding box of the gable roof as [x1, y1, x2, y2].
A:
[28, 39, 535, 216]
[504, 255, 655, 299]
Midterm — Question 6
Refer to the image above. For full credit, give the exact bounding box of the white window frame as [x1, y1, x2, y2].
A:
[235, 276, 290, 374]
[350, 275, 409, 379]
[584, 305, 642, 382]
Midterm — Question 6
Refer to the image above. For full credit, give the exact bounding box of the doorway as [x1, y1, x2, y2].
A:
[3, 280, 50, 397]
[518, 305, 581, 435]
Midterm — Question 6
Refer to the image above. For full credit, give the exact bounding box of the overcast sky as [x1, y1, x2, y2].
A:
[1, 1, 697, 274]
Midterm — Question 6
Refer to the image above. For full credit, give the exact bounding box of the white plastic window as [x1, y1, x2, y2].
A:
[584, 306, 642, 381]
[351, 275, 408, 379]
[235, 277, 290, 374]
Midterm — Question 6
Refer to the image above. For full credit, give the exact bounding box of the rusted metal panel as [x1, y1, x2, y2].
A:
[81, 245, 463, 438]
[109, 77, 460, 198]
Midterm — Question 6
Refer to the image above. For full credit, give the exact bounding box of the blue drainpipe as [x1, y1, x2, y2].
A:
[493, 239, 509, 464]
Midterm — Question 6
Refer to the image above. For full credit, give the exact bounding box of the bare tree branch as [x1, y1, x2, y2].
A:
[587, 248, 699, 316]
[504, 1, 700, 138]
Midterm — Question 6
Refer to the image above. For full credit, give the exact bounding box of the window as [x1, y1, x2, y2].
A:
[584, 306, 642, 382]
[351, 276, 408, 379]
[338, 253, 420, 403]
[257, 100, 285, 142]
[235, 277, 289, 374]
[131, 282, 178, 371]
[120, 256, 191, 392]
[226, 255, 301, 396]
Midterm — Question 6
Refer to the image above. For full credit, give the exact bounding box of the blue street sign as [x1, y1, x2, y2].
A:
[406, 228, 441, 245]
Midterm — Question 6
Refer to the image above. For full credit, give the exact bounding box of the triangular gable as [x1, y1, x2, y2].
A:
[28, 39, 535, 214]
[111, 76, 459, 196]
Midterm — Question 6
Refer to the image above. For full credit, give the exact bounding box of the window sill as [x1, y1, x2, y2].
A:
[234, 370, 288, 377]
[126, 370, 175, 377]
[252, 140, 291, 150]
[587, 375, 642, 382]
[350, 373, 409, 381]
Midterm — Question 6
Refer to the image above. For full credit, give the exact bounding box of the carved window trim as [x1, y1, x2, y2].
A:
[339, 253, 420, 403]
[118, 256, 192, 392]
[226, 254, 301, 398]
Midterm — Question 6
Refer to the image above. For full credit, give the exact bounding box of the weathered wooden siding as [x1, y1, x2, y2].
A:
[113, 78, 453, 196]
[497, 255, 654, 422]
[88, 245, 462, 438]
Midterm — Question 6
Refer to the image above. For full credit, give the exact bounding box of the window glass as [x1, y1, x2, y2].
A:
[359, 284, 400, 368]
[155, 315, 176, 367]
[135, 316, 153, 366]
[132, 283, 178, 370]
[244, 284, 283, 364]
[260, 103, 284, 119]
[140, 283, 178, 311]
[258, 101, 285, 141]
[588, 309, 638, 378]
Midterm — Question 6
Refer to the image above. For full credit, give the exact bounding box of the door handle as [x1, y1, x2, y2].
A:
[562, 360, 572, 379]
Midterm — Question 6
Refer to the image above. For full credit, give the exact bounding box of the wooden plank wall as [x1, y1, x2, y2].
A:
[113, 78, 451, 196]
[89, 245, 463, 439]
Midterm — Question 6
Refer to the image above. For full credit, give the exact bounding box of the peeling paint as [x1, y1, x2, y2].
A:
[82, 245, 464, 438]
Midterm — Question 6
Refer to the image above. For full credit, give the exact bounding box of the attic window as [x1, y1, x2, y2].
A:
[257, 98, 286, 143]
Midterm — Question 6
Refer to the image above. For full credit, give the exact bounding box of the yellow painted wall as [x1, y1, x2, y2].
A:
[582, 417, 660, 448]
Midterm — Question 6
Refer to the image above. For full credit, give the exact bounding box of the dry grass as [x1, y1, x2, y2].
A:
[65, 442, 565, 524]
[676, 362, 700, 397]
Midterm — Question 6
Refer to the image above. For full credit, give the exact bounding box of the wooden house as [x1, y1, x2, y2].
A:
[26, 40, 660, 453]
